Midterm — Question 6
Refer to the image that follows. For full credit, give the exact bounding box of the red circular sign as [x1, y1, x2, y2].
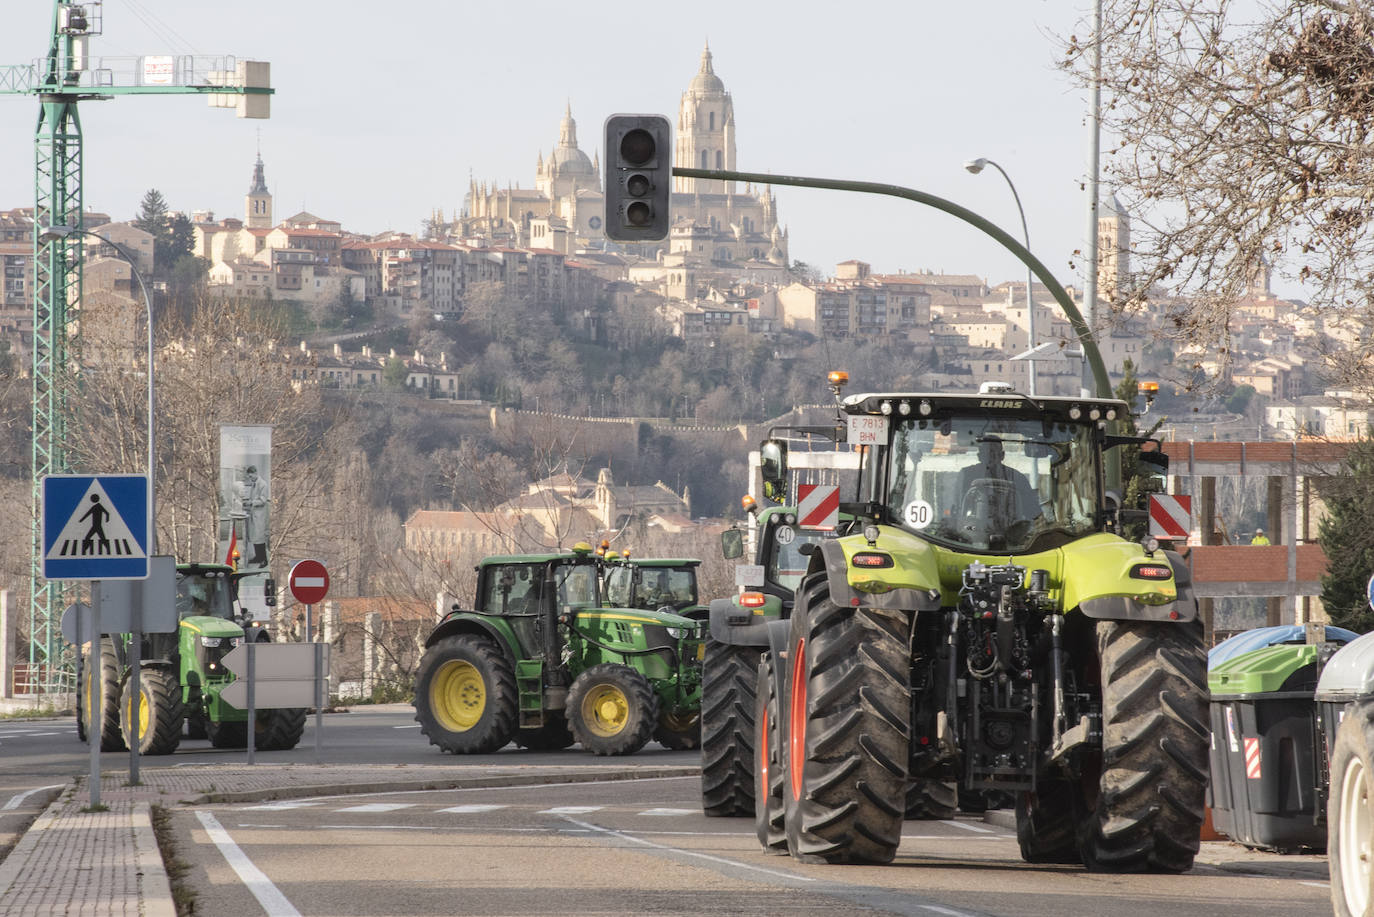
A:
[288, 559, 330, 604]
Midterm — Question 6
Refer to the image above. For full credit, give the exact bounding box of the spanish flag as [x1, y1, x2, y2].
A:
[225, 528, 239, 570]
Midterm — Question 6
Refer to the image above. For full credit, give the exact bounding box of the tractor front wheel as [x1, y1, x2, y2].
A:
[568, 664, 658, 756]
[1329, 699, 1374, 917]
[256, 708, 307, 751]
[1079, 617, 1209, 872]
[700, 640, 760, 816]
[905, 779, 958, 820]
[753, 652, 786, 853]
[120, 665, 184, 756]
[413, 634, 518, 755]
[1016, 777, 1083, 864]
[782, 573, 910, 864]
[654, 710, 701, 751]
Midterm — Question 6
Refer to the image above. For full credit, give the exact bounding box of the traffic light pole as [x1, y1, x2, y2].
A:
[671, 167, 1111, 399]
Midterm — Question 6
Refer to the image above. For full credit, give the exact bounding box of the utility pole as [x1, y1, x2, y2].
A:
[0, 1, 272, 693]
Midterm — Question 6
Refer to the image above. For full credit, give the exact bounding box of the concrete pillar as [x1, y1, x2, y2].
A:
[0, 590, 11, 699]
[1200, 476, 1220, 544]
[362, 611, 381, 699]
[321, 602, 342, 696]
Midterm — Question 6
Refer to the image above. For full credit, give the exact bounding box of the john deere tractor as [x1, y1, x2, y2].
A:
[413, 544, 705, 756]
[747, 379, 1208, 872]
[78, 563, 307, 755]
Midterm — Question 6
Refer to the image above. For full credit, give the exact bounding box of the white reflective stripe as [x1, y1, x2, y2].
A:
[196, 810, 301, 917]
[293, 576, 326, 588]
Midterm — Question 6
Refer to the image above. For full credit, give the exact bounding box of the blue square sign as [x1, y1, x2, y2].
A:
[42, 474, 149, 580]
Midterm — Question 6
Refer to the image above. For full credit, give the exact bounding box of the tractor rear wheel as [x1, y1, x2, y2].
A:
[1017, 778, 1083, 864]
[413, 634, 518, 755]
[82, 639, 126, 752]
[905, 779, 958, 820]
[1330, 699, 1374, 917]
[256, 708, 307, 750]
[207, 718, 248, 748]
[1080, 617, 1209, 872]
[654, 710, 701, 750]
[515, 713, 575, 751]
[753, 652, 786, 853]
[782, 573, 909, 864]
[700, 639, 760, 816]
[568, 663, 658, 756]
[121, 665, 184, 756]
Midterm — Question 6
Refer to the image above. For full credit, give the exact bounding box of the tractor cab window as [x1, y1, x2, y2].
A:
[555, 563, 599, 610]
[174, 573, 234, 620]
[631, 567, 698, 610]
[484, 564, 542, 615]
[603, 565, 633, 607]
[769, 524, 828, 591]
[885, 415, 1099, 553]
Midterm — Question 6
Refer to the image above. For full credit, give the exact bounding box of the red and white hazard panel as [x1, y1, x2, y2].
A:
[1149, 494, 1192, 539]
[797, 484, 839, 530]
[1243, 736, 1262, 779]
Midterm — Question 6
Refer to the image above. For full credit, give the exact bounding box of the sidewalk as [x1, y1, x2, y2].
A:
[0, 762, 699, 916]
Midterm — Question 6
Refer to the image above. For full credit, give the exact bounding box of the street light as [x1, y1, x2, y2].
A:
[964, 157, 1037, 396]
[37, 225, 156, 551]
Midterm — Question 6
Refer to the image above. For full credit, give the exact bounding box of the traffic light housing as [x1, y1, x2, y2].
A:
[604, 114, 671, 242]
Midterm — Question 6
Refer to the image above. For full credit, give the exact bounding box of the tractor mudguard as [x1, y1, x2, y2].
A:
[1063, 540, 1197, 623]
[815, 535, 943, 613]
[707, 596, 779, 647]
[423, 613, 519, 667]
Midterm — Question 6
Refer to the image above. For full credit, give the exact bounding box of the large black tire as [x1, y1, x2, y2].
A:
[782, 573, 910, 864]
[207, 718, 248, 748]
[1329, 699, 1374, 917]
[700, 639, 760, 816]
[82, 639, 126, 752]
[753, 653, 786, 853]
[905, 779, 958, 820]
[1017, 778, 1083, 864]
[1079, 618, 1209, 873]
[654, 709, 701, 751]
[515, 713, 576, 751]
[121, 665, 184, 756]
[256, 708, 307, 751]
[568, 663, 658, 756]
[413, 634, 518, 755]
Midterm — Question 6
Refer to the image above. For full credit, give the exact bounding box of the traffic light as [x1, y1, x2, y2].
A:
[604, 114, 671, 242]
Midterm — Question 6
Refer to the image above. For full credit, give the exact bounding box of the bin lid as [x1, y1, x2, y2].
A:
[1317, 630, 1374, 700]
[1209, 643, 1322, 696]
[1209, 624, 1358, 669]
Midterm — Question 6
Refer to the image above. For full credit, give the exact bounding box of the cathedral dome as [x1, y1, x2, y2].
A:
[550, 105, 595, 177]
[689, 44, 725, 94]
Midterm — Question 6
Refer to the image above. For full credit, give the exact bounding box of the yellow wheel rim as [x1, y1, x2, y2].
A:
[125, 688, 150, 742]
[581, 684, 630, 737]
[660, 710, 698, 732]
[432, 659, 485, 732]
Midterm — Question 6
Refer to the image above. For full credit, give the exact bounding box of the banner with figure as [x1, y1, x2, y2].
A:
[219, 425, 273, 617]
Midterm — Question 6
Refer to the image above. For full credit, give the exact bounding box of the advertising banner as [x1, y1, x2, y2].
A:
[219, 425, 273, 616]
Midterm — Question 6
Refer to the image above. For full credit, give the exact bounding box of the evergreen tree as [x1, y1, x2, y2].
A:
[133, 189, 169, 239]
[1319, 436, 1374, 633]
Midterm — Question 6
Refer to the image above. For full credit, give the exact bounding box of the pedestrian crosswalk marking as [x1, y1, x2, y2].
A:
[437, 804, 507, 814]
[334, 803, 415, 813]
[45, 478, 146, 561]
[637, 808, 697, 816]
[241, 801, 324, 810]
[538, 806, 603, 815]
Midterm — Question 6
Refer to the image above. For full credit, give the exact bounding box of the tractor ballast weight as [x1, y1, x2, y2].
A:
[744, 382, 1208, 872]
[412, 544, 706, 756]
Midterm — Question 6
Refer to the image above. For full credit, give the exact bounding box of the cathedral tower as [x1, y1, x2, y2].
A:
[675, 43, 736, 194]
[245, 153, 273, 230]
[1097, 193, 1130, 302]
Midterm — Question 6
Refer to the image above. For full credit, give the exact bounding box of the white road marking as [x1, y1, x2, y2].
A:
[2, 784, 64, 811]
[392, 724, 421, 729]
[334, 803, 415, 813]
[562, 816, 815, 883]
[241, 801, 324, 811]
[921, 907, 979, 917]
[637, 808, 697, 816]
[942, 820, 994, 834]
[437, 804, 507, 814]
[1300, 881, 1330, 889]
[196, 810, 301, 917]
[539, 805, 603, 815]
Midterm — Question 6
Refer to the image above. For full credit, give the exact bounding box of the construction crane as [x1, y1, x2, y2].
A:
[0, 1, 272, 694]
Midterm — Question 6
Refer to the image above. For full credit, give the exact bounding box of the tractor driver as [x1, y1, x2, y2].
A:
[957, 437, 1041, 530]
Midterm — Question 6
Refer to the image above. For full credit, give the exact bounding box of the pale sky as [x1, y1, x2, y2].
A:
[1, 0, 1104, 291]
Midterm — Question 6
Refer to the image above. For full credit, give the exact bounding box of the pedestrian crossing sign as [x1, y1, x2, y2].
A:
[42, 474, 149, 580]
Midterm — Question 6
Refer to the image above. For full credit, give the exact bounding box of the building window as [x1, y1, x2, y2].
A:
[700, 150, 708, 169]
[709, 111, 715, 131]
[716, 150, 723, 169]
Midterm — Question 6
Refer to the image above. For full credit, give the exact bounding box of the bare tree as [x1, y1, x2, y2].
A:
[1061, 1, 1374, 392]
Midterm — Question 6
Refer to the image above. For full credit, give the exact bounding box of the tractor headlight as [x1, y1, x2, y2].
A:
[200, 636, 222, 648]
[666, 626, 684, 639]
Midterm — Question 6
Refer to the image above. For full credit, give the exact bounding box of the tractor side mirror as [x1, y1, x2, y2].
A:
[760, 439, 788, 503]
[721, 527, 744, 560]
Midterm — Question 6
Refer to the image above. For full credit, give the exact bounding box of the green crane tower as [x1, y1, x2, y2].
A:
[0, 1, 272, 694]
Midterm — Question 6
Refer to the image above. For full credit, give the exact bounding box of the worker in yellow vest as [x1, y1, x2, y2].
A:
[1250, 527, 1271, 546]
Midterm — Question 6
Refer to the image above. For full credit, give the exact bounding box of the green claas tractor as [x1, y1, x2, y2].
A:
[747, 379, 1207, 872]
[413, 543, 706, 756]
[77, 563, 306, 755]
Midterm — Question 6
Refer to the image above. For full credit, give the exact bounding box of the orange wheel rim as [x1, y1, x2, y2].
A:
[788, 636, 807, 802]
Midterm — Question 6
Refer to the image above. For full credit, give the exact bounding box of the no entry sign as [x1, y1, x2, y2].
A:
[288, 559, 330, 604]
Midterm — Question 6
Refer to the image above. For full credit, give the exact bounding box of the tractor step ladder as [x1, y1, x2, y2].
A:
[515, 659, 544, 728]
